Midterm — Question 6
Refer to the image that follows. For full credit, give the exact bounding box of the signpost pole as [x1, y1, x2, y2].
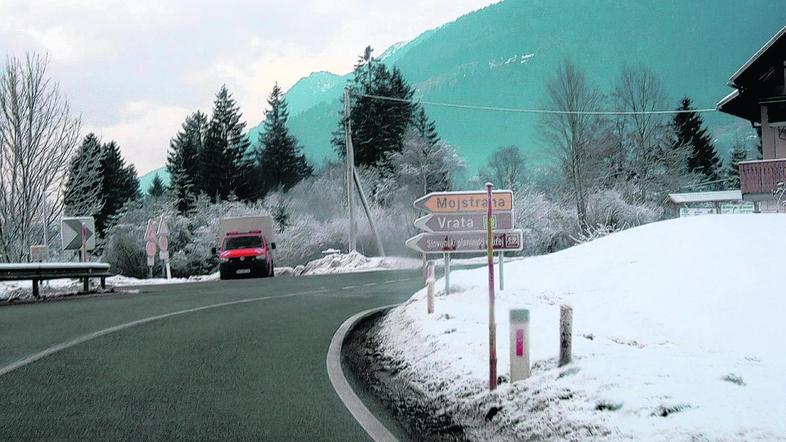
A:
[486, 182, 497, 391]
[80, 222, 87, 263]
[499, 251, 504, 291]
[444, 253, 451, 294]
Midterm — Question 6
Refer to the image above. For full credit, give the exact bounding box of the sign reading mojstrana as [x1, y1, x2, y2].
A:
[414, 190, 513, 213]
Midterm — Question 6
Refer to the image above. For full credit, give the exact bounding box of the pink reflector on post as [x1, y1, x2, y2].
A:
[516, 329, 524, 356]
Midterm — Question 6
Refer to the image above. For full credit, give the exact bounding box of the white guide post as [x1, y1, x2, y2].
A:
[510, 309, 530, 382]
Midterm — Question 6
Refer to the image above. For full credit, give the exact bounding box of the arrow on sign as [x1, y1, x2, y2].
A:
[414, 212, 514, 233]
[405, 230, 523, 254]
[61, 217, 95, 251]
[414, 190, 513, 214]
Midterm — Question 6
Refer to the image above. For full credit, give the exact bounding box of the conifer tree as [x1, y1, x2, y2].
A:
[332, 46, 416, 168]
[200, 85, 255, 202]
[255, 83, 313, 196]
[673, 97, 721, 182]
[64, 133, 104, 217]
[725, 137, 749, 189]
[412, 106, 440, 147]
[167, 111, 207, 213]
[147, 173, 165, 198]
[96, 141, 139, 235]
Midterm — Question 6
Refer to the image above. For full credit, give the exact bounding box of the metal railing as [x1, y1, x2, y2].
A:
[740, 158, 786, 194]
[0, 263, 113, 299]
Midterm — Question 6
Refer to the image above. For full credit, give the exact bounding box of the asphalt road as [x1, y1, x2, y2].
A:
[0, 270, 423, 441]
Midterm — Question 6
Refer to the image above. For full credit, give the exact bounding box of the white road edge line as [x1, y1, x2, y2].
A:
[0, 290, 321, 378]
[326, 305, 400, 442]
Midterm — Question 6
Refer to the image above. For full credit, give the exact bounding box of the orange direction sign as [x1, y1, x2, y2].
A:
[414, 212, 514, 233]
[406, 230, 523, 254]
[414, 190, 513, 213]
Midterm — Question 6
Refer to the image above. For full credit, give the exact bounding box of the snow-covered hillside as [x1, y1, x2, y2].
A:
[379, 214, 786, 440]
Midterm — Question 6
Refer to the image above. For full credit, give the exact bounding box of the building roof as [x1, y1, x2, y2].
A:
[729, 26, 786, 88]
[717, 26, 786, 122]
[666, 190, 743, 204]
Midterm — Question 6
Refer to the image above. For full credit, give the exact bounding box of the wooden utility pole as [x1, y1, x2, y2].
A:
[344, 87, 357, 252]
[343, 87, 386, 257]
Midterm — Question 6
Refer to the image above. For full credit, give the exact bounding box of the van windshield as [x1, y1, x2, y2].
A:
[224, 236, 263, 250]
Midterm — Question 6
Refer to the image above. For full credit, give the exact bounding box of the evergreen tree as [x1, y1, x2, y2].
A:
[255, 83, 313, 196]
[96, 141, 139, 236]
[64, 133, 104, 217]
[147, 173, 165, 198]
[200, 85, 255, 202]
[167, 111, 207, 213]
[672, 97, 722, 182]
[412, 107, 440, 147]
[725, 137, 749, 189]
[332, 46, 415, 168]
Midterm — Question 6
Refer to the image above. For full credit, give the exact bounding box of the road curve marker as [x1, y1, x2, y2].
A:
[326, 305, 399, 442]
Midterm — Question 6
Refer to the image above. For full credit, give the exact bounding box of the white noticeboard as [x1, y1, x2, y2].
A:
[61, 217, 96, 251]
[679, 207, 715, 217]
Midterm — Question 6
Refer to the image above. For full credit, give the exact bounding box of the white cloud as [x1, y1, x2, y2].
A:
[83, 101, 191, 176]
[0, 0, 499, 173]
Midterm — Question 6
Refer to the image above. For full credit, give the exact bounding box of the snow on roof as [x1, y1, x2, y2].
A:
[666, 190, 742, 204]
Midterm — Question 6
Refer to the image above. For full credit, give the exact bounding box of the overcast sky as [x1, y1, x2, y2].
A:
[0, 0, 497, 175]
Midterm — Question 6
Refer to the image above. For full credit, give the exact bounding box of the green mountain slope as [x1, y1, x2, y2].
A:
[267, 0, 786, 172]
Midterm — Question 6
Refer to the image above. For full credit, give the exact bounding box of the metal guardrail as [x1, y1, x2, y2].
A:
[0, 263, 113, 299]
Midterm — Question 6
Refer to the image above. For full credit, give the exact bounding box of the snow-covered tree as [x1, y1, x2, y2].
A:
[332, 46, 415, 168]
[255, 83, 313, 197]
[673, 97, 721, 182]
[480, 145, 526, 191]
[0, 53, 81, 261]
[97, 141, 139, 236]
[64, 133, 104, 217]
[539, 59, 606, 230]
[384, 129, 464, 198]
[167, 111, 207, 213]
[201, 85, 255, 202]
[725, 135, 750, 189]
[147, 173, 165, 198]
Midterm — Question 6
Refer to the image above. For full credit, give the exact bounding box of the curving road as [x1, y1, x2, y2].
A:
[0, 270, 423, 441]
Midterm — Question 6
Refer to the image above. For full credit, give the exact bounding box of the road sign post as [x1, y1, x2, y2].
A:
[498, 252, 504, 291]
[486, 183, 497, 391]
[444, 253, 451, 294]
[81, 222, 88, 262]
[145, 219, 157, 279]
[426, 261, 435, 314]
[157, 214, 171, 280]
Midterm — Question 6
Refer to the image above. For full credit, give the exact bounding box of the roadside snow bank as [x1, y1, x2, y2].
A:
[379, 215, 786, 440]
[296, 251, 421, 276]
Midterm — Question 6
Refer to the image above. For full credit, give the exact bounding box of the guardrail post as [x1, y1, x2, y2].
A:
[559, 304, 573, 367]
[100, 277, 106, 290]
[32, 279, 40, 299]
[82, 277, 89, 293]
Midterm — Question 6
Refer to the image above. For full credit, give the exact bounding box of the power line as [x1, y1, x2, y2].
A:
[357, 93, 718, 116]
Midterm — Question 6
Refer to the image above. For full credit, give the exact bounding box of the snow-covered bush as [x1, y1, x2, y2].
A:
[585, 187, 662, 228]
[514, 186, 577, 255]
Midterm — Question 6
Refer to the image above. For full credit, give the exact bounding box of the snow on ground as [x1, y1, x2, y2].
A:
[293, 251, 422, 276]
[0, 252, 424, 301]
[378, 214, 786, 440]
